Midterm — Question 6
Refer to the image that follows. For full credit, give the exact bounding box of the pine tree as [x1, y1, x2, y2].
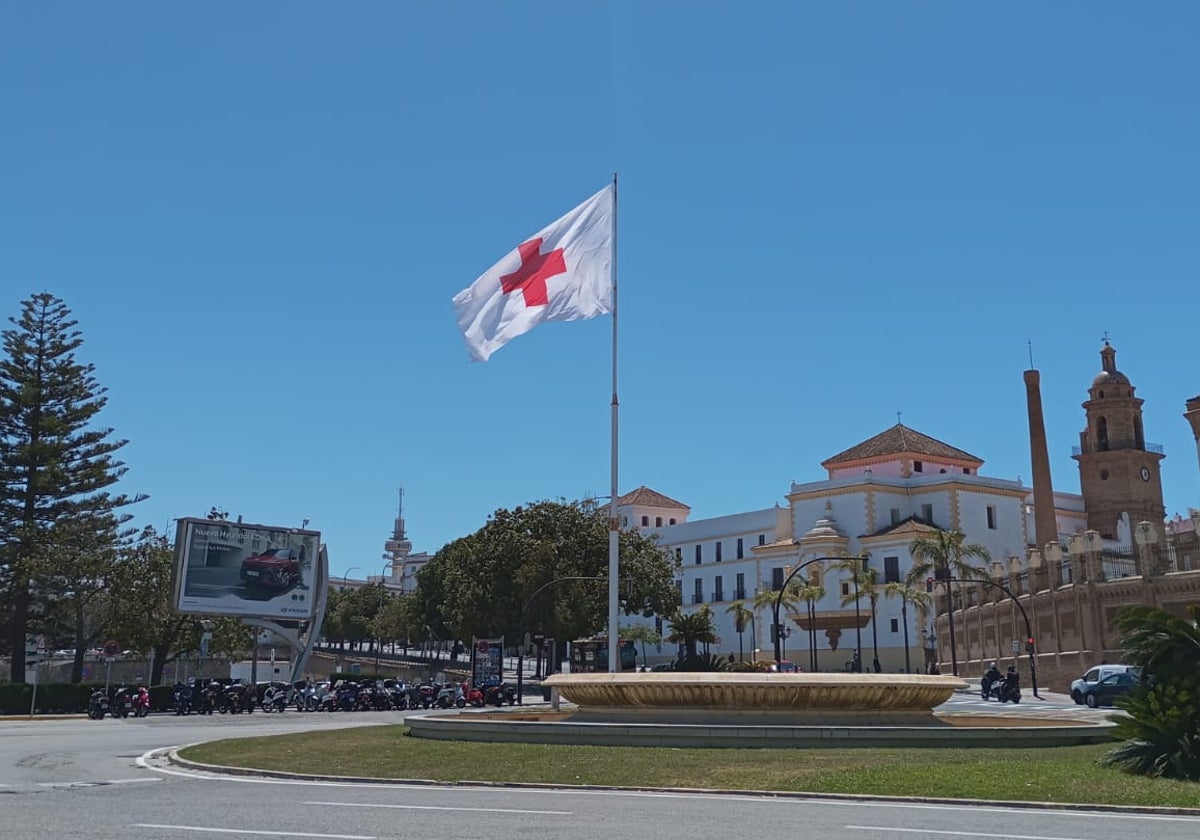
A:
[0, 293, 143, 682]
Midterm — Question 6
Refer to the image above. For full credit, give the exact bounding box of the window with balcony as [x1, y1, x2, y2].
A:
[771, 567, 784, 590]
[714, 575, 724, 602]
[693, 578, 704, 605]
[758, 534, 766, 546]
[735, 572, 746, 601]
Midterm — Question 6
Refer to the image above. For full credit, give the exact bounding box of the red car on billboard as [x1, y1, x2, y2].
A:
[240, 548, 301, 590]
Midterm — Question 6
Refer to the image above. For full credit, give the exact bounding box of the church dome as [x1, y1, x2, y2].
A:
[803, 504, 845, 541]
[1091, 341, 1129, 390]
[1091, 369, 1130, 388]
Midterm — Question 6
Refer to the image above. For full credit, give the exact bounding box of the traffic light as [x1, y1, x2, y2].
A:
[1025, 637, 1035, 653]
[926, 577, 934, 593]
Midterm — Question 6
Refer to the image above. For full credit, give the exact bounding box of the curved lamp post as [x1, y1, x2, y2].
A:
[516, 575, 633, 704]
[773, 556, 868, 672]
[943, 576, 1040, 698]
[373, 561, 394, 675]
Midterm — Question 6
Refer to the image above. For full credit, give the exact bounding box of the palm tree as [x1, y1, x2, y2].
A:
[753, 586, 798, 664]
[908, 530, 992, 676]
[792, 575, 825, 672]
[840, 565, 883, 672]
[620, 623, 663, 670]
[830, 556, 869, 672]
[882, 580, 931, 673]
[725, 600, 754, 662]
[1101, 604, 1200, 780]
[666, 606, 718, 660]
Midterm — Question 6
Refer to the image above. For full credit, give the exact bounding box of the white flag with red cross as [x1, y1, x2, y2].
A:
[452, 184, 614, 362]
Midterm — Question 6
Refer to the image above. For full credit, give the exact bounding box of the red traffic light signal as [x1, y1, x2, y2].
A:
[1025, 637, 1035, 653]
[926, 577, 934, 593]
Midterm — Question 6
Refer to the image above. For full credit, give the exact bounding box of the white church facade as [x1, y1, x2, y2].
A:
[615, 424, 1091, 673]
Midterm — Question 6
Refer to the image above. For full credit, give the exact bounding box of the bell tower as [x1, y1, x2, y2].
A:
[1073, 341, 1165, 540]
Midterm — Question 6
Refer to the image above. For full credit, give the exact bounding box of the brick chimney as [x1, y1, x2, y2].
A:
[1025, 369, 1058, 550]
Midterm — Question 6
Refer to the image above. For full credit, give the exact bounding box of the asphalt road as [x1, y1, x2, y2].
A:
[1, 702, 1194, 840]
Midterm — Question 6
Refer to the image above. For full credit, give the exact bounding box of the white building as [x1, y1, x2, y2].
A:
[616, 423, 1088, 673]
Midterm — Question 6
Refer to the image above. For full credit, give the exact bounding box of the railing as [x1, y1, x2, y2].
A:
[733, 588, 747, 601]
[1071, 440, 1163, 456]
[692, 594, 705, 605]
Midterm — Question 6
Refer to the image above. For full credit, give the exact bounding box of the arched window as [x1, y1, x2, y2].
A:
[1134, 416, 1145, 449]
[1097, 416, 1109, 451]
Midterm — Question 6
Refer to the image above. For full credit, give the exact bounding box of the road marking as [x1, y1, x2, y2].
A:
[847, 827, 1091, 840]
[306, 800, 571, 815]
[135, 825, 374, 839]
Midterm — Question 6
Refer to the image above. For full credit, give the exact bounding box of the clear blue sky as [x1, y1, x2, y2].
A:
[3, 3, 1198, 578]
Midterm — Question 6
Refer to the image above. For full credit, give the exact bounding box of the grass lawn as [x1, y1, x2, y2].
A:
[178, 725, 1200, 809]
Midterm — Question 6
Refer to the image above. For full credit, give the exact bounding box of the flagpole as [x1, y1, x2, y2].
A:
[607, 172, 620, 675]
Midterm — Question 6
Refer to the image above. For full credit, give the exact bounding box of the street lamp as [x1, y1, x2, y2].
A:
[374, 561, 394, 674]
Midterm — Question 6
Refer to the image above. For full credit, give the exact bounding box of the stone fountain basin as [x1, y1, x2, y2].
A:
[541, 672, 968, 725]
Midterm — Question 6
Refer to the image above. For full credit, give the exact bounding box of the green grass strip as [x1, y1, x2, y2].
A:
[177, 725, 1200, 809]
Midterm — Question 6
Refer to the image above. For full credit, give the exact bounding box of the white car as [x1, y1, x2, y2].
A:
[1069, 664, 1140, 705]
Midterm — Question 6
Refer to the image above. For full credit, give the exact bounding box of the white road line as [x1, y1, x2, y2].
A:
[105, 777, 162, 785]
[847, 827, 1091, 840]
[134, 825, 374, 839]
[305, 800, 571, 815]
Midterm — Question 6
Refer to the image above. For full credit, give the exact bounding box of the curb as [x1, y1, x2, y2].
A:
[166, 747, 1200, 817]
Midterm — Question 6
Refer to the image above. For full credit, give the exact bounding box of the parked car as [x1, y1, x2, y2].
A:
[240, 548, 301, 590]
[1070, 664, 1140, 705]
[1075, 670, 1139, 708]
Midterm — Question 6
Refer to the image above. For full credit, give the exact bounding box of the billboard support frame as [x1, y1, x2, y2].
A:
[238, 543, 329, 685]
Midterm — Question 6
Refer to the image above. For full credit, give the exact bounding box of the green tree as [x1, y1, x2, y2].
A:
[621, 623, 662, 669]
[907, 530, 991, 676]
[882, 580, 931, 674]
[0, 293, 143, 680]
[666, 606, 718, 661]
[41, 513, 127, 682]
[838, 561, 882, 672]
[413, 499, 679, 647]
[792, 574, 825, 670]
[105, 527, 205, 686]
[725, 600, 754, 663]
[1101, 604, 1200, 780]
[753, 586, 796, 662]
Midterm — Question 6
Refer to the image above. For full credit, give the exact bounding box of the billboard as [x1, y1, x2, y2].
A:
[172, 517, 320, 620]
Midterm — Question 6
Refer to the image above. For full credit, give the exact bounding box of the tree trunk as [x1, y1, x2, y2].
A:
[870, 595, 882, 673]
[72, 602, 87, 683]
[8, 579, 30, 683]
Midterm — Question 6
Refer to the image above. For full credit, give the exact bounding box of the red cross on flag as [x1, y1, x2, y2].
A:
[453, 184, 614, 362]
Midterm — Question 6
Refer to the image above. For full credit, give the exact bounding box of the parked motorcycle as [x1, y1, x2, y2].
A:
[294, 681, 320, 712]
[461, 681, 484, 708]
[416, 681, 437, 709]
[172, 683, 193, 716]
[220, 682, 255, 714]
[382, 679, 409, 710]
[111, 686, 134, 718]
[435, 682, 465, 709]
[335, 680, 361, 712]
[261, 682, 291, 712]
[88, 689, 110, 720]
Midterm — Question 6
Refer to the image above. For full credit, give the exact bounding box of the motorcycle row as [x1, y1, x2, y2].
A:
[88, 677, 520, 719]
[87, 685, 151, 719]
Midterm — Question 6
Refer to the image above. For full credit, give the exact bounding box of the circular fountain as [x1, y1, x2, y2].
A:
[405, 672, 1116, 748]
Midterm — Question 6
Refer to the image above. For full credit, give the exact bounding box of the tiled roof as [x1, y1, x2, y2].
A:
[615, 486, 691, 510]
[863, 515, 941, 539]
[822, 424, 982, 467]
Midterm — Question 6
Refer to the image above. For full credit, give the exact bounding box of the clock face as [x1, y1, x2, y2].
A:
[1140, 466, 1151, 482]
